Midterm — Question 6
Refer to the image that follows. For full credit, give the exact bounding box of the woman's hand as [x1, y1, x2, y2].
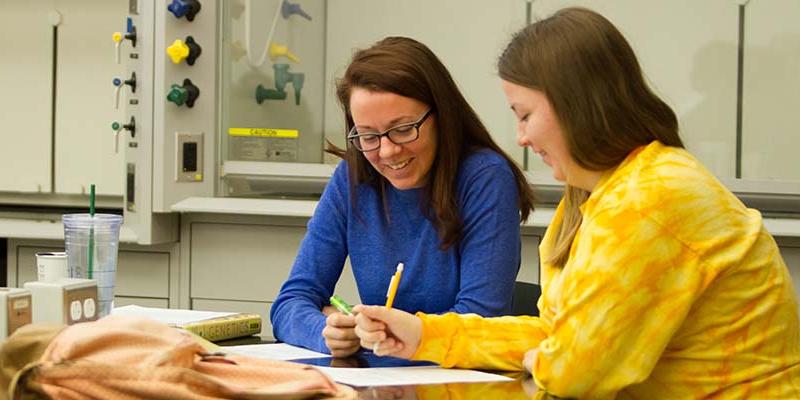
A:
[523, 347, 539, 374]
[321, 306, 360, 357]
[353, 305, 422, 358]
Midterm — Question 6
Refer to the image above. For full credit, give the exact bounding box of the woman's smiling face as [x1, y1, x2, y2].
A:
[502, 79, 574, 184]
[349, 88, 437, 190]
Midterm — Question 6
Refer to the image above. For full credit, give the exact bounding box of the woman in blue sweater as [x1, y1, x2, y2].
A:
[270, 37, 535, 356]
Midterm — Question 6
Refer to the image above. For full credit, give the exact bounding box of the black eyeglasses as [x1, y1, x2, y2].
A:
[347, 109, 433, 152]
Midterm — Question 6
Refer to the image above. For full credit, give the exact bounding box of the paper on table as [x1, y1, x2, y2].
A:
[112, 305, 236, 326]
[222, 344, 510, 387]
[225, 343, 328, 361]
[316, 365, 512, 387]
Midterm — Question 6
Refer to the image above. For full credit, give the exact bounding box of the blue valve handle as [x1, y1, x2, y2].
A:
[168, 0, 189, 18]
[168, 0, 201, 21]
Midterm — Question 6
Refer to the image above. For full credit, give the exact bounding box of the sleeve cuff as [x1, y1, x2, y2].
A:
[410, 312, 456, 366]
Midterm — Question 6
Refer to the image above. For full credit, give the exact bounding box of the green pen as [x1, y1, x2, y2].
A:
[330, 295, 354, 316]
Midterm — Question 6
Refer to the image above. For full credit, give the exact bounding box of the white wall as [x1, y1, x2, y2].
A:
[530, 0, 740, 179]
[323, 0, 528, 165]
[322, 1, 798, 183]
[2, 1, 798, 200]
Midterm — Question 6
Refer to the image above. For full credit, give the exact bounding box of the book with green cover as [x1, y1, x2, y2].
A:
[112, 305, 263, 342]
[180, 313, 262, 342]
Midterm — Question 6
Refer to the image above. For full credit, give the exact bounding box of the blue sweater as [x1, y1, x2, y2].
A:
[270, 149, 523, 353]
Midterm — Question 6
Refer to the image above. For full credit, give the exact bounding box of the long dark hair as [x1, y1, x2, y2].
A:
[498, 8, 683, 267]
[329, 36, 534, 250]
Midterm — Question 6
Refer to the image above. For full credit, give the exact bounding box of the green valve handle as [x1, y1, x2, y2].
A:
[167, 79, 200, 107]
[167, 84, 188, 105]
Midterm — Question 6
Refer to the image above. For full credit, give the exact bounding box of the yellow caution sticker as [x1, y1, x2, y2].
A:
[228, 128, 299, 138]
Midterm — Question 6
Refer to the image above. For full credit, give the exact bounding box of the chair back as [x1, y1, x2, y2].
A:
[511, 281, 541, 316]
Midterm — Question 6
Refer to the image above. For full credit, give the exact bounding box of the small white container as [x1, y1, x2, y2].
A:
[36, 251, 68, 282]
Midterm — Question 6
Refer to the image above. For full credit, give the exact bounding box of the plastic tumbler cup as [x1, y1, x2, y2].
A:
[62, 213, 123, 318]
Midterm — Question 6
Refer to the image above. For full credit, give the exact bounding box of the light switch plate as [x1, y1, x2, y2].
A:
[176, 132, 204, 182]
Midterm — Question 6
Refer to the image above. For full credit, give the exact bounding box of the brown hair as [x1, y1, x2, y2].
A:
[498, 7, 683, 267]
[329, 36, 534, 250]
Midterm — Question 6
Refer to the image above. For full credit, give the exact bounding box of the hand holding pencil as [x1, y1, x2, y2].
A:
[353, 304, 422, 358]
[353, 262, 424, 358]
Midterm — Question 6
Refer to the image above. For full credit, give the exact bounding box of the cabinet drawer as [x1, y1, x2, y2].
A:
[190, 223, 304, 301]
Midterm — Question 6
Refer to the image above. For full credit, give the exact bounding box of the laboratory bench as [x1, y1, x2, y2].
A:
[3, 196, 800, 340]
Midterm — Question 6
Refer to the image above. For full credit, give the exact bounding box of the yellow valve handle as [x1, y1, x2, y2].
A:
[166, 39, 190, 64]
[268, 43, 300, 63]
[112, 32, 123, 43]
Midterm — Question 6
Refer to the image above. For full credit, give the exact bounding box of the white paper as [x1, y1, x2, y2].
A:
[316, 365, 512, 387]
[221, 343, 511, 387]
[224, 343, 328, 361]
[112, 305, 236, 326]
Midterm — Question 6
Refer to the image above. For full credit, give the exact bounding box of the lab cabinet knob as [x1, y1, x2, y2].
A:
[167, 79, 200, 108]
[167, 36, 202, 65]
[168, 0, 201, 22]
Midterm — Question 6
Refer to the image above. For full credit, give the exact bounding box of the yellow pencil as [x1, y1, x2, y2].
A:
[385, 263, 404, 308]
[375, 262, 404, 354]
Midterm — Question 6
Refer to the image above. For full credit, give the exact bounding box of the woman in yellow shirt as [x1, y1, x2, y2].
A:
[353, 7, 800, 399]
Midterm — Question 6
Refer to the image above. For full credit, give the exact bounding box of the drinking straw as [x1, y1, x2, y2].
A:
[88, 184, 95, 279]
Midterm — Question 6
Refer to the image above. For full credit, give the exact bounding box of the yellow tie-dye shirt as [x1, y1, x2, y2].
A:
[412, 141, 800, 399]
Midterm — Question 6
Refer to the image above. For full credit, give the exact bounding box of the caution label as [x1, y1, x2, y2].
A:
[228, 128, 299, 138]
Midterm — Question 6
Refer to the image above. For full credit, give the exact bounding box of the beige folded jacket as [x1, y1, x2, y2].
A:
[0, 315, 355, 400]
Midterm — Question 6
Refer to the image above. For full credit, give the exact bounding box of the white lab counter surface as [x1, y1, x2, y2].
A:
[171, 197, 800, 237]
[171, 197, 555, 229]
[171, 197, 318, 218]
[0, 218, 138, 243]
[1, 198, 796, 243]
